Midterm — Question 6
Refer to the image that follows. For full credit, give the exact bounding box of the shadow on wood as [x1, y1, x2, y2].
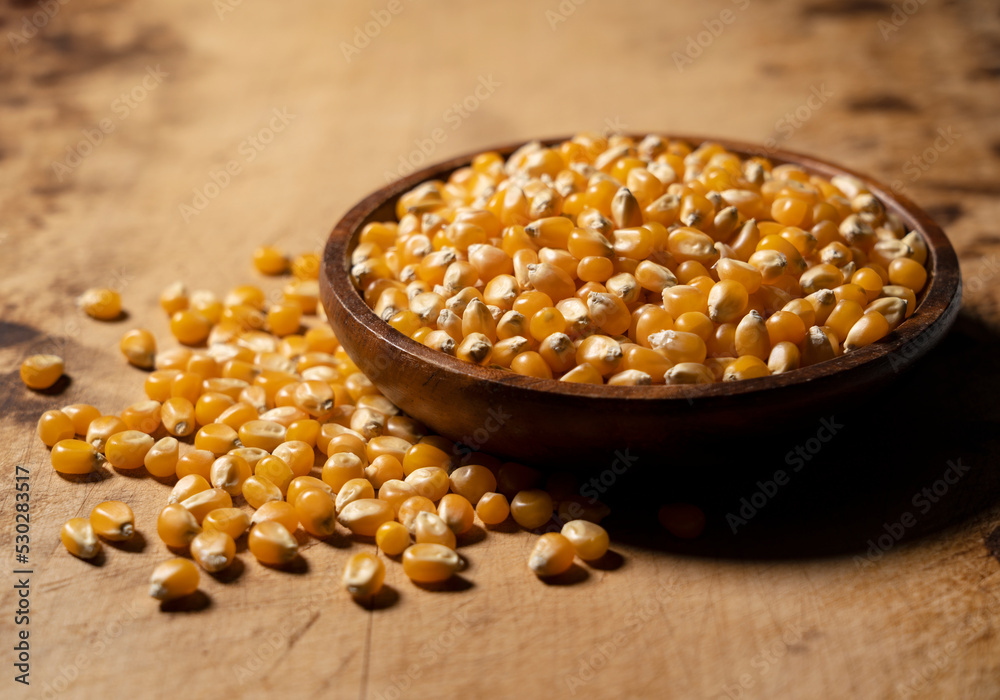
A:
[595, 312, 1000, 561]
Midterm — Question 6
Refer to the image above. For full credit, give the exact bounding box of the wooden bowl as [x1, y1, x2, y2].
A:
[320, 135, 962, 469]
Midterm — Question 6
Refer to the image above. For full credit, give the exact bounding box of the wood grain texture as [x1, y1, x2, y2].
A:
[1, 1, 999, 699]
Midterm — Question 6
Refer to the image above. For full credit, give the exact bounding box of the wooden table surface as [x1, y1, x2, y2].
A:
[2, 1, 1000, 698]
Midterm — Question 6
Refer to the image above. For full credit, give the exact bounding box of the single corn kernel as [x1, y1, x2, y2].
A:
[843, 311, 890, 351]
[79, 287, 122, 320]
[89, 501, 134, 541]
[402, 543, 461, 583]
[149, 558, 200, 601]
[238, 420, 287, 452]
[102, 430, 153, 470]
[335, 478, 376, 513]
[38, 409, 75, 447]
[295, 487, 338, 537]
[190, 529, 236, 572]
[287, 476, 333, 505]
[323, 452, 367, 492]
[272, 441, 315, 478]
[376, 521, 411, 556]
[194, 423, 240, 456]
[144, 436, 180, 478]
[159, 281, 189, 315]
[528, 533, 576, 577]
[365, 454, 406, 489]
[242, 475, 283, 509]
[61, 517, 100, 559]
[120, 329, 156, 369]
[249, 521, 299, 565]
[413, 511, 457, 549]
[251, 501, 299, 533]
[253, 245, 288, 275]
[210, 454, 252, 496]
[438, 493, 475, 535]
[510, 489, 554, 530]
[60, 403, 101, 435]
[561, 520, 610, 560]
[20, 354, 64, 390]
[339, 499, 395, 536]
[169, 474, 211, 505]
[203, 508, 251, 540]
[157, 503, 201, 548]
[343, 551, 386, 598]
[476, 492, 510, 525]
[120, 400, 162, 435]
[176, 449, 215, 480]
[181, 488, 233, 523]
[449, 465, 497, 506]
[170, 310, 212, 346]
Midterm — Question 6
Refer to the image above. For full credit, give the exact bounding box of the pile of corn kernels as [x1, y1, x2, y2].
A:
[24, 248, 617, 605]
[354, 134, 929, 384]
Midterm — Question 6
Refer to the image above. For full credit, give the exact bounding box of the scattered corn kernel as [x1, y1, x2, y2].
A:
[61, 517, 100, 559]
[528, 533, 576, 577]
[343, 551, 386, 598]
[149, 558, 199, 601]
[21, 354, 64, 390]
[90, 500, 135, 541]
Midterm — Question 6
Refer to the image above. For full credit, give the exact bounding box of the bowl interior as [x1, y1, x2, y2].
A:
[324, 134, 962, 403]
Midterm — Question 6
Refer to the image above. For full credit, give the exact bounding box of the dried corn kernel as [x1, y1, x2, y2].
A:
[149, 558, 199, 601]
[61, 517, 100, 559]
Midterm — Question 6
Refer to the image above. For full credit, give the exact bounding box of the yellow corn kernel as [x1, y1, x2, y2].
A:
[20, 354, 64, 390]
[402, 441, 452, 475]
[844, 311, 890, 351]
[414, 511, 457, 549]
[715, 258, 762, 294]
[365, 455, 406, 489]
[404, 466, 450, 502]
[286, 419, 320, 447]
[734, 310, 770, 360]
[194, 423, 239, 456]
[866, 296, 907, 330]
[104, 430, 154, 470]
[826, 300, 865, 341]
[343, 551, 386, 598]
[707, 279, 749, 324]
[118, 328, 157, 369]
[767, 341, 801, 374]
[210, 454, 252, 496]
[253, 245, 288, 275]
[149, 558, 200, 601]
[888, 257, 927, 292]
[89, 501, 134, 541]
[181, 488, 233, 523]
[662, 362, 711, 385]
[157, 503, 201, 548]
[510, 489, 554, 530]
[287, 476, 333, 505]
[374, 521, 409, 556]
[438, 493, 475, 535]
[402, 543, 461, 583]
[159, 281, 189, 315]
[242, 475, 282, 509]
[290, 487, 335, 537]
[79, 287, 122, 320]
[37, 410, 75, 447]
[203, 508, 251, 540]
[528, 532, 576, 577]
[377, 480, 418, 515]
[156, 397, 193, 437]
[561, 520, 609, 560]
[194, 393, 235, 426]
[214, 402, 259, 432]
[190, 529, 236, 573]
[320, 452, 364, 492]
[833, 283, 870, 307]
[59, 403, 100, 436]
[139, 436, 176, 478]
[338, 498, 394, 536]
[476, 491, 510, 525]
[648, 330, 707, 365]
[397, 496, 437, 532]
[723, 355, 770, 381]
[170, 310, 211, 346]
[801, 326, 838, 366]
[335, 478, 376, 512]
[121, 400, 162, 435]
[449, 465, 497, 505]
[169, 474, 211, 505]
[175, 449, 214, 480]
[61, 517, 100, 559]
[248, 521, 298, 565]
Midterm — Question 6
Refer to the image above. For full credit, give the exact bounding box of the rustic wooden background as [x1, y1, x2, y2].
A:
[2, 0, 1000, 698]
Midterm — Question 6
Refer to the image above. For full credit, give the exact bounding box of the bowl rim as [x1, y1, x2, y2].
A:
[322, 133, 962, 402]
